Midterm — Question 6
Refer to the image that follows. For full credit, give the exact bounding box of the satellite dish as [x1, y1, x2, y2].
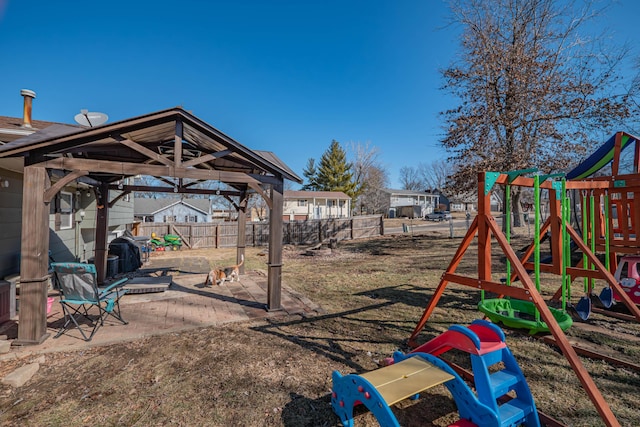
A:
[74, 109, 108, 127]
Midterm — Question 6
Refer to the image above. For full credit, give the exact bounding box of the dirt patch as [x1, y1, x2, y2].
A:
[1, 231, 639, 426]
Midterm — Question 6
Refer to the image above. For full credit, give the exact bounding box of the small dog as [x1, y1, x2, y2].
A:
[205, 255, 244, 286]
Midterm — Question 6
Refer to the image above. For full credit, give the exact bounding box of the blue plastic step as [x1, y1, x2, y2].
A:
[489, 370, 519, 397]
[497, 398, 532, 427]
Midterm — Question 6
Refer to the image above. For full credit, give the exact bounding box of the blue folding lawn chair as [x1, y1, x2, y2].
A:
[50, 262, 129, 341]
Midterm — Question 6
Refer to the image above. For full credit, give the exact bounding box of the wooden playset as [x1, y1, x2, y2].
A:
[331, 132, 640, 426]
[407, 132, 640, 426]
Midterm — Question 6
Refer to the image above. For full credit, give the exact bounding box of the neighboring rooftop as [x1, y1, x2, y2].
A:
[284, 190, 351, 199]
[134, 197, 211, 216]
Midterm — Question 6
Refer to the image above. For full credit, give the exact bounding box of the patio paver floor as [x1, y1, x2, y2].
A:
[0, 255, 324, 359]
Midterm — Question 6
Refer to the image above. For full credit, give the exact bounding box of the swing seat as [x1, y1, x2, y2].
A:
[573, 296, 592, 321]
[598, 287, 614, 308]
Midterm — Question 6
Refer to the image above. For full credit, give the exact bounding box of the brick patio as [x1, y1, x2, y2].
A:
[0, 255, 323, 359]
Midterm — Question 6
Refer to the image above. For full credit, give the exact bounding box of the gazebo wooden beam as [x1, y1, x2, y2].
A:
[116, 137, 174, 166]
[248, 183, 273, 210]
[182, 149, 232, 168]
[108, 190, 130, 209]
[40, 158, 261, 184]
[174, 119, 183, 168]
[108, 184, 242, 197]
[0, 110, 180, 157]
[43, 170, 88, 203]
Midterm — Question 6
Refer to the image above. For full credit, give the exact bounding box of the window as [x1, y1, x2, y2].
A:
[185, 215, 198, 222]
[339, 200, 346, 208]
[59, 192, 73, 230]
[297, 199, 307, 207]
[164, 215, 177, 222]
[327, 200, 334, 207]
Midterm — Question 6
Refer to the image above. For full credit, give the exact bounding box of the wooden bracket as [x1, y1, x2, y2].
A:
[43, 170, 89, 203]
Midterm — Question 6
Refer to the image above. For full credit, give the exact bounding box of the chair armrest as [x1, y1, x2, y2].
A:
[99, 278, 128, 295]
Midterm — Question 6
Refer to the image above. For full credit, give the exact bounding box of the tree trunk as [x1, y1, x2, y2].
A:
[512, 188, 522, 227]
[501, 186, 523, 231]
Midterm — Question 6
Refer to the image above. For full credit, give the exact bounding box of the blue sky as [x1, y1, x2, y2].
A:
[0, 1, 638, 188]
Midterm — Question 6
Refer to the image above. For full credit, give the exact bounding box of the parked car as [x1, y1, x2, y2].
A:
[425, 210, 452, 221]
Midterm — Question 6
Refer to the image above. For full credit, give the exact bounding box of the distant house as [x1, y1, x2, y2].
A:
[283, 190, 351, 220]
[446, 191, 476, 212]
[379, 189, 440, 218]
[134, 197, 211, 223]
[211, 208, 233, 222]
[444, 190, 510, 213]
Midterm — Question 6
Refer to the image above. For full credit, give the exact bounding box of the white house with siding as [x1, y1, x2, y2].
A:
[283, 190, 351, 220]
[380, 189, 440, 218]
[134, 197, 212, 223]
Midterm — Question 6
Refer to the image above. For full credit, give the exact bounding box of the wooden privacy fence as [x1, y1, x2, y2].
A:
[135, 215, 383, 249]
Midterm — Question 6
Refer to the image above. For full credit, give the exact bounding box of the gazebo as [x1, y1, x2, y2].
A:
[0, 107, 301, 345]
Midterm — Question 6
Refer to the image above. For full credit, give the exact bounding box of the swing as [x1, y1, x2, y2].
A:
[481, 174, 573, 333]
[574, 296, 592, 321]
[597, 191, 614, 308]
[574, 191, 595, 320]
[598, 287, 614, 308]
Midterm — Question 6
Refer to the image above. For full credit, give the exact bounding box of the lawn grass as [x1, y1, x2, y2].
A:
[0, 228, 639, 426]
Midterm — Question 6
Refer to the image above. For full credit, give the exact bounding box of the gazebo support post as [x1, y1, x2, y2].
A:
[237, 190, 247, 274]
[94, 181, 110, 284]
[15, 166, 51, 345]
[267, 178, 284, 311]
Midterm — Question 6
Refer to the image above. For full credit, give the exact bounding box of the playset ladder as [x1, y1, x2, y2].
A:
[409, 320, 539, 427]
[331, 321, 538, 427]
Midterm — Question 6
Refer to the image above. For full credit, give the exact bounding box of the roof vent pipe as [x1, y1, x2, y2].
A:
[20, 89, 36, 128]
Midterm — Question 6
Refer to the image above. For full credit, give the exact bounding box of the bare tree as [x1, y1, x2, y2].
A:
[441, 0, 638, 226]
[348, 141, 389, 213]
[247, 190, 269, 222]
[399, 166, 422, 191]
[418, 159, 451, 191]
[357, 165, 390, 214]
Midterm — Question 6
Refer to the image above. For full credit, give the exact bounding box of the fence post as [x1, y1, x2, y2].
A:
[215, 224, 220, 248]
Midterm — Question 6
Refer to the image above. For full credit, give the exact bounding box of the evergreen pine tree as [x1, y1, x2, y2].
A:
[315, 140, 357, 198]
[302, 158, 319, 191]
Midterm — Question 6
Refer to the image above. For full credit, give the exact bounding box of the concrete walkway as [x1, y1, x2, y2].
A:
[0, 255, 324, 359]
